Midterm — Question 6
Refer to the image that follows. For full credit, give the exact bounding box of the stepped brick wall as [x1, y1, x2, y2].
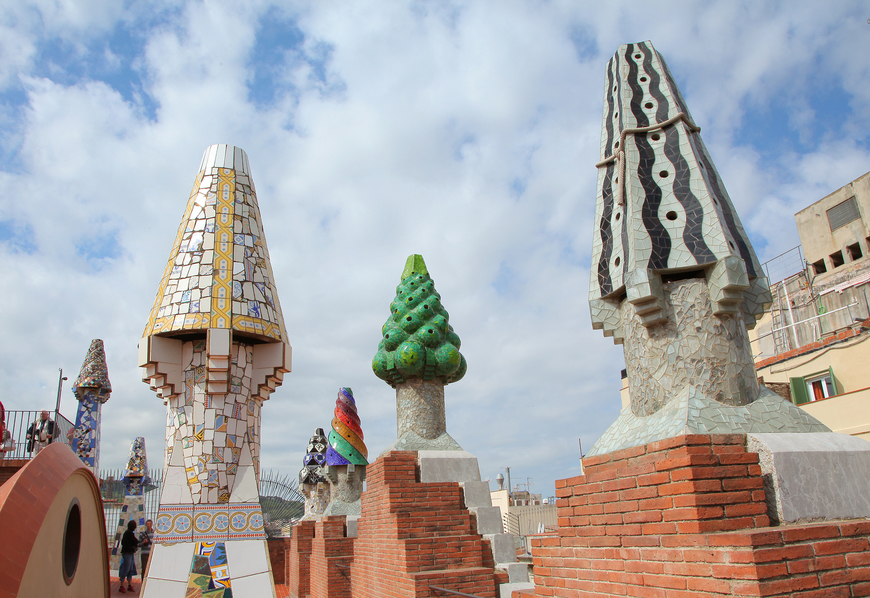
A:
[350, 451, 505, 598]
[268, 537, 292, 585]
[287, 520, 315, 598]
[520, 434, 870, 598]
[310, 517, 354, 598]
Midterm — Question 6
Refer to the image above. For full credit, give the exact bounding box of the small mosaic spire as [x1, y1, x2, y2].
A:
[123, 437, 152, 487]
[325, 388, 367, 466]
[72, 339, 111, 399]
[372, 254, 466, 387]
[299, 428, 328, 484]
[110, 436, 151, 570]
[70, 339, 111, 473]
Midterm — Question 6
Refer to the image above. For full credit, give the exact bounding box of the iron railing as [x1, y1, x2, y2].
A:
[99, 467, 163, 539]
[1, 410, 74, 460]
[429, 586, 485, 597]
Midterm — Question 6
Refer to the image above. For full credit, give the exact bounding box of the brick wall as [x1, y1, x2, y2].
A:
[286, 520, 315, 598]
[350, 451, 502, 598]
[309, 516, 354, 598]
[523, 434, 870, 597]
[267, 537, 292, 585]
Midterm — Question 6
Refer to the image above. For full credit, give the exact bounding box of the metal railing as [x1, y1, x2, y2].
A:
[99, 467, 163, 539]
[430, 586, 485, 597]
[1, 410, 74, 460]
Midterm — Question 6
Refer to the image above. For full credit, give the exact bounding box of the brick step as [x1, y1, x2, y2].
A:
[411, 566, 498, 598]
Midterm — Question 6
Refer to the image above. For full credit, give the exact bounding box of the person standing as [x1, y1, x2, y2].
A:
[0, 428, 13, 459]
[26, 410, 58, 455]
[118, 520, 139, 593]
[138, 519, 154, 581]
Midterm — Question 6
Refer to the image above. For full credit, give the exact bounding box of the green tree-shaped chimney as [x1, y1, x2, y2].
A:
[373, 255, 467, 387]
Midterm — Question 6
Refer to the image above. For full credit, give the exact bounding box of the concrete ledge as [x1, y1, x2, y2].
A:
[417, 450, 480, 483]
[496, 562, 530, 583]
[460, 480, 492, 508]
[748, 432, 870, 524]
[500, 581, 534, 597]
[484, 533, 517, 564]
[471, 506, 503, 535]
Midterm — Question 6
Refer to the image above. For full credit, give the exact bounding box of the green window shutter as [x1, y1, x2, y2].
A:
[790, 377, 810, 405]
[828, 366, 839, 396]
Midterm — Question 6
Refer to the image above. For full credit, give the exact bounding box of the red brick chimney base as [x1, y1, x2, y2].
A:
[519, 434, 870, 597]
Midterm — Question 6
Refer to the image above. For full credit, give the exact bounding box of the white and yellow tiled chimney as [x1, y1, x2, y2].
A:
[139, 144, 290, 598]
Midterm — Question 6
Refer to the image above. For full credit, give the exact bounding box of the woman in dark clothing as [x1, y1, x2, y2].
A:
[118, 520, 139, 593]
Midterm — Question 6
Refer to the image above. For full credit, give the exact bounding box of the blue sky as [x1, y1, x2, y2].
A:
[1, 1, 869, 499]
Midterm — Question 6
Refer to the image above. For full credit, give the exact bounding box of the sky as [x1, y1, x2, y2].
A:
[1, 1, 869, 500]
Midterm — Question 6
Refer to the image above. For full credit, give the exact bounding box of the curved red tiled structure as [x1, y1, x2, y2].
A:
[0, 442, 109, 597]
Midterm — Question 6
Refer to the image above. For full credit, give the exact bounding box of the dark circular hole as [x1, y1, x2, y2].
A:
[424, 305, 429, 310]
[666, 211, 678, 221]
[407, 297, 413, 302]
[427, 329, 433, 334]
[615, 141, 619, 148]
[63, 501, 81, 585]
[640, 76, 647, 82]
[644, 102, 653, 109]
[659, 170, 669, 178]
[634, 53, 641, 59]
[385, 334, 390, 338]
[613, 86, 617, 92]
[615, 213, 621, 221]
[651, 133, 661, 141]
[614, 112, 618, 119]
[614, 256, 621, 267]
[406, 316, 412, 321]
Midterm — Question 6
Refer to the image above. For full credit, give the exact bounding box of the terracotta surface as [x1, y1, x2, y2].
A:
[0, 442, 109, 598]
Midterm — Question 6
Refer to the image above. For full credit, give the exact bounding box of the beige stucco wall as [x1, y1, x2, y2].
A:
[795, 171, 870, 267]
[756, 334, 870, 440]
[799, 388, 870, 439]
[756, 334, 870, 393]
[19, 470, 109, 597]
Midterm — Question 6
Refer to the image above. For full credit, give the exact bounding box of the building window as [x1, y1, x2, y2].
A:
[826, 196, 861, 231]
[830, 250, 845, 269]
[847, 242, 863, 261]
[790, 368, 839, 405]
[811, 259, 827, 275]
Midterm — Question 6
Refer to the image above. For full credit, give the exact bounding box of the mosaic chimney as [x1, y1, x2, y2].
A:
[586, 42, 828, 456]
[139, 144, 290, 597]
[70, 339, 111, 474]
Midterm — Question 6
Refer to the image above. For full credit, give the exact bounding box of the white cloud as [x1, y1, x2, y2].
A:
[0, 0, 867, 498]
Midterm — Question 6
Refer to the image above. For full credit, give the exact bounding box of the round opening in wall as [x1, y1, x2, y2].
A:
[634, 54, 642, 59]
[62, 500, 81, 585]
[614, 112, 619, 119]
[659, 170, 669, 178]
[645, 102, 653, 109]
[614, 256, 621, 267]
[615, 212, 621, 221]
[640, 76, 648, 82]
[614, 141, 619, 148]
[651, 133, 660, 141]
[613, 86, 617, 92]
[666, 211, 678, 221]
